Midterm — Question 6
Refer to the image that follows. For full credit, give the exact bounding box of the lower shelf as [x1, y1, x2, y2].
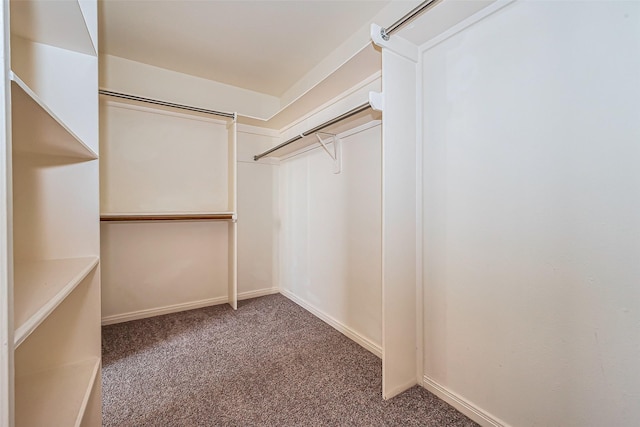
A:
[15, 358, 100, 427]
[14, 256, 100, 347]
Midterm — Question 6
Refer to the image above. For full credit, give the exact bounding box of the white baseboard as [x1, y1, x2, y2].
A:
[101, 296, 228, 325]
[279, 288, 382, 358]
[102, 287, 282, 325]
[238, 287, 280, 301]
[422, 375, 510, 427]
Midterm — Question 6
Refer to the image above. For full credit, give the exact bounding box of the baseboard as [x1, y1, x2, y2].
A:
[101, 296, 229, 325]
[279, 288, 382, 358]
[238, 287, 280, 301]
[421, 376, 510, 427]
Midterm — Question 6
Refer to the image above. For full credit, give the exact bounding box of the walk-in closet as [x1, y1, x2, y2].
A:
[1, 0, 639, 426]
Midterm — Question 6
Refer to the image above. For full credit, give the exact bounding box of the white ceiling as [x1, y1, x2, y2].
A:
[99, 0, 390, 97]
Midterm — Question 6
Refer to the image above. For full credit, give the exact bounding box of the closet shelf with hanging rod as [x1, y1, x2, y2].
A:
[99, 89, 236, 120]
[253, 99, 380, 161]
[100, 212, 236, 222]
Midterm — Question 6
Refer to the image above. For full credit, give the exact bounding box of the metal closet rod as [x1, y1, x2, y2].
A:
[253, 102, 371, 161]
[381, 0, 439, 39]
[99, 89, 236, 119]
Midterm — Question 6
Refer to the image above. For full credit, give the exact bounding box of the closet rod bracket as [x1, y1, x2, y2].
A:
[315, 132, 342, 174]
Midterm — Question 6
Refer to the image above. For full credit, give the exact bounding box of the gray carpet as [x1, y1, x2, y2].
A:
[102, 294, 478, 426]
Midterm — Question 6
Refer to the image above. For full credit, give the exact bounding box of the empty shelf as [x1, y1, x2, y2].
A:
[15, 358, 100, 427]
[10, 0, 96, 56]
[11, 73, 98, 160]
[14, 257, 100, 347]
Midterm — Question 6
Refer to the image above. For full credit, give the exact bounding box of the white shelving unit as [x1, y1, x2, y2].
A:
[1, 0, 101, 425]
[99, 94, 238, 314]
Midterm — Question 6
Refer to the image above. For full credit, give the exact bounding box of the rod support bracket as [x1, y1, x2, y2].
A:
[315, 133, 342, 174]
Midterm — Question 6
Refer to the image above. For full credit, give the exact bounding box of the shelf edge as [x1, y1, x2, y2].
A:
[74, 358, 101, 427]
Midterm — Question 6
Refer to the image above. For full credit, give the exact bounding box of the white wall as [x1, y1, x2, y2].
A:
[279, 123, 382, 354]
[236, 126, 279, 298]
[420, 2, 640, 426]
[101, 221, 229, 323]
[100, 100, 231, 213]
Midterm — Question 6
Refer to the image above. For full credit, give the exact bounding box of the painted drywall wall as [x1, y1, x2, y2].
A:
[236, 126, 280, 297]
[100, 221, 229, 323]
[279, 123, 382, 354]
[420, 2, 640, 426]
[100, 99, 230, 213]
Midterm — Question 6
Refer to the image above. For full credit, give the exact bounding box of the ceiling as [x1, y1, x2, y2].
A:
[99, 0, 390, 97]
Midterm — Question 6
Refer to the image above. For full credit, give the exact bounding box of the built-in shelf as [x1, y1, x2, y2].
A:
[238, 44, 381, 130]
[14, 257, 100, 347]
[10, 0, 96, 56]
[11, 72, 98, 160]
[15, 357, 100, 427]
[100, 212, 236, 222]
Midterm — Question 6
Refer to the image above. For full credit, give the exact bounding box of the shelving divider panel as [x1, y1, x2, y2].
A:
[10, 0, 96, 56]
[13, 256, 99, 347]
[227, 120, 237, 309]
[0, 1, 13, 425]
[10, 72, 98, 160]
[228, 222, 237, 310]
[15, 357, 100, 427]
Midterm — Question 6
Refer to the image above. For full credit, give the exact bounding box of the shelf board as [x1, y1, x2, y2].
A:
[100, 212, 236, 222]
[14, 257, 99, 347]
[238, 44, 381, 129]
[15, 358, 100, 427]
[11, 72, 98, 160]
[10, 0, 97, 56]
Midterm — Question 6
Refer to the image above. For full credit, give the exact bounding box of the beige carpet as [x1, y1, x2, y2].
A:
[102, 294, 478, 426]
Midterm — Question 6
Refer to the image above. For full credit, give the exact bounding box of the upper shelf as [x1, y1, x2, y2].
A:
[10, 0, 97, 56]
[238, 43, 381, 130]
[254, 103, 381, 160]
[11, 72, 98, 160]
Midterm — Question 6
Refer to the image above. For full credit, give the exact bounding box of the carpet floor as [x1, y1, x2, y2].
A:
[102, 294, 478, 426]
